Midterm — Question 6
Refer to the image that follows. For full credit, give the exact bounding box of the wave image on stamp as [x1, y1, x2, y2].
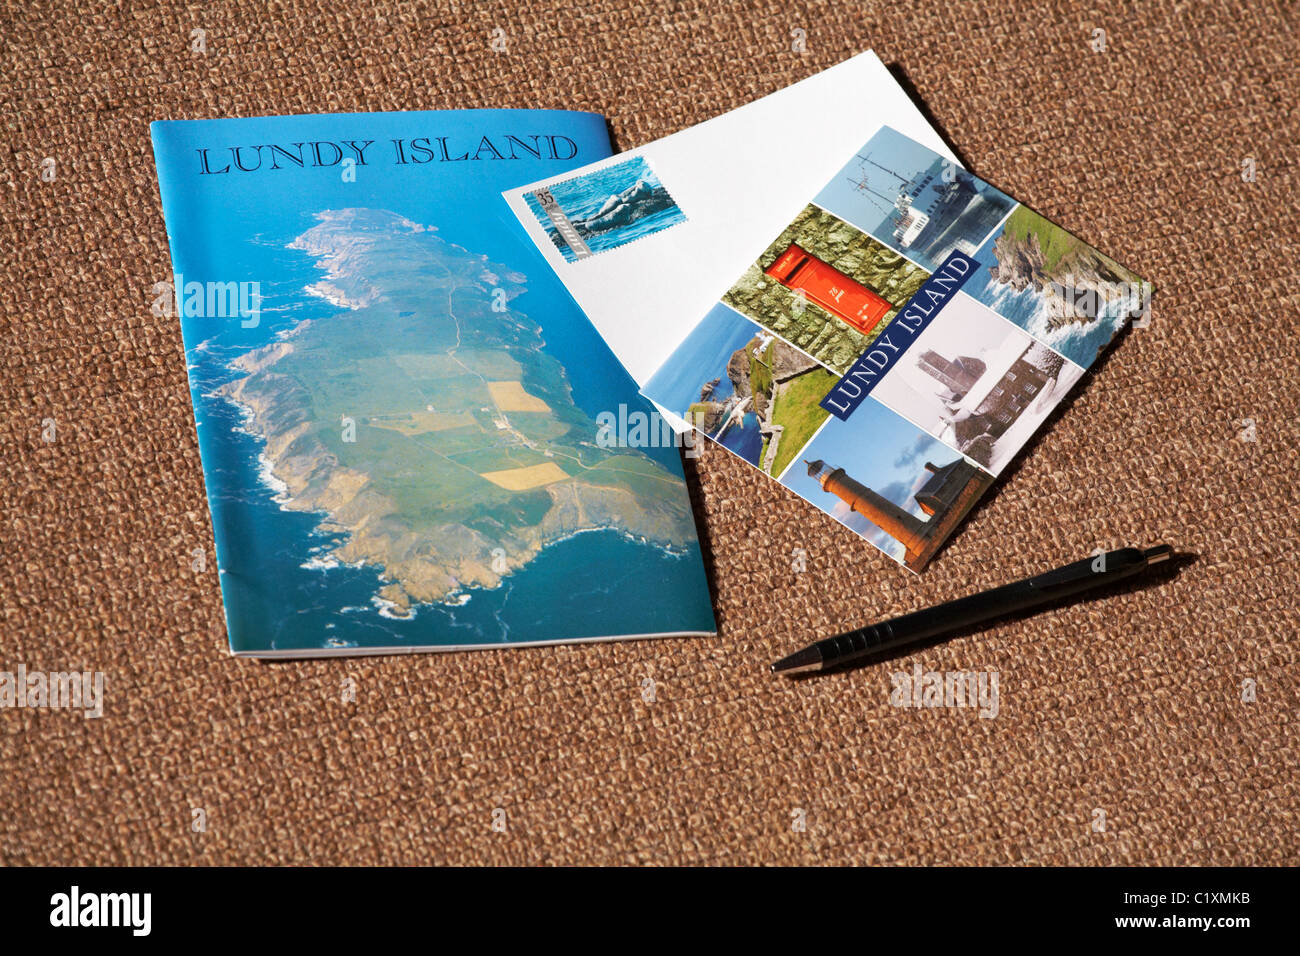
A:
[524, 156, 686, 262]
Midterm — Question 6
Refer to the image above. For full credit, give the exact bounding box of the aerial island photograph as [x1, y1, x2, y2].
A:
[206, 206, 713, 653]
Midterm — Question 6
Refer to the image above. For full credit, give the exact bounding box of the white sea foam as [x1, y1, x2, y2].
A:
[288, 209, 432, 312]
[371, 594, 417, 621]
[543, 525, 683, 560]
[986, 281, 1096, 358]
[255, 452, 290, 500]
[275, 318, 315, 340]
[304, 280, 379, 310]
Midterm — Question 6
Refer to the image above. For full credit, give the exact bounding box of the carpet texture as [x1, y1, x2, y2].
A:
[2, 0, 1297, 865]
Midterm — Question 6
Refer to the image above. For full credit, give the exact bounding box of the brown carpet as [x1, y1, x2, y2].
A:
[2, 0, 1297, 866]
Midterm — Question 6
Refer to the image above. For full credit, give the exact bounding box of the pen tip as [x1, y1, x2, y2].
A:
[771, 646, 824, 676]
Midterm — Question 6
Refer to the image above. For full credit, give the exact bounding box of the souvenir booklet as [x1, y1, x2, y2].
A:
[152, 110, 715, 657]
[509, 114, 1150, 572]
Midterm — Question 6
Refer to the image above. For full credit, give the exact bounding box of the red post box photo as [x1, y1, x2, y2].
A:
[722, 204, 932, 375]
[763, 243, 892, 336]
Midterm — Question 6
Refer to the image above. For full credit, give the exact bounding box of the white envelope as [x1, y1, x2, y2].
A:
[502, 50, 959, 430]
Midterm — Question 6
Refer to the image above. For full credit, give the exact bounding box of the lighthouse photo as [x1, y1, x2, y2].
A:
[782, 400, 994, 571]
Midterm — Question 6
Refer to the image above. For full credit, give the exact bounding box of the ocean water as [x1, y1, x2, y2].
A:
[678, 355, 761, 465]
[189, 214, 713, 653]
[583, 205, 685, 255]
[705, 392, 764, 468]
[971, 279, 1128, 369]
[715, 410, 763, 464]
[640, 303, 769, 467]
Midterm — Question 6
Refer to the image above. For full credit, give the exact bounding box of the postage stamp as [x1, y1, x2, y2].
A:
[523, 156, 686, 262]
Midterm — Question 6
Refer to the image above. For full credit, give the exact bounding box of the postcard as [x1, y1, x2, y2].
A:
[151, 109, 716, 656]
[642, 125, 1151, 571]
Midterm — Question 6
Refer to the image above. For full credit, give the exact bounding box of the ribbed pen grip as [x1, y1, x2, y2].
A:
[819, 621, 895, 662]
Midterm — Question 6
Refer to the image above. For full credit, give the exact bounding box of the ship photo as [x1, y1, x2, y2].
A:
[844, 152, 1014, 271]
[812, 127, 1018, 275]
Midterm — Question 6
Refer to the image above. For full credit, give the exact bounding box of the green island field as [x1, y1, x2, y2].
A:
[225, 210, 693, 604]
[999, 205, 1087, 274]
[761, 364, 838, 479]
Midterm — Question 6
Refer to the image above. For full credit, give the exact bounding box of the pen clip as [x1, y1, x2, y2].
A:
[1026, 547, 1144, 590]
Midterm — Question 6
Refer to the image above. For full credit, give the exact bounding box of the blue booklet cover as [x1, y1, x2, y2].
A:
[152, 110, 715, 656]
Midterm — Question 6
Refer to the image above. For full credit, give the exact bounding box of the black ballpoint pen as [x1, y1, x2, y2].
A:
[771, 545, 1175, 675]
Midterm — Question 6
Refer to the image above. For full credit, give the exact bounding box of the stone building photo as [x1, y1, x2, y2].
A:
[868, 293, 1085, 474]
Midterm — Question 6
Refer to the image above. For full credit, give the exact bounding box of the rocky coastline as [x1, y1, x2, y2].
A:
[220, 343, 696, 615]
[987, 225, 1148, 333]
[689, 336, 821, 475]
